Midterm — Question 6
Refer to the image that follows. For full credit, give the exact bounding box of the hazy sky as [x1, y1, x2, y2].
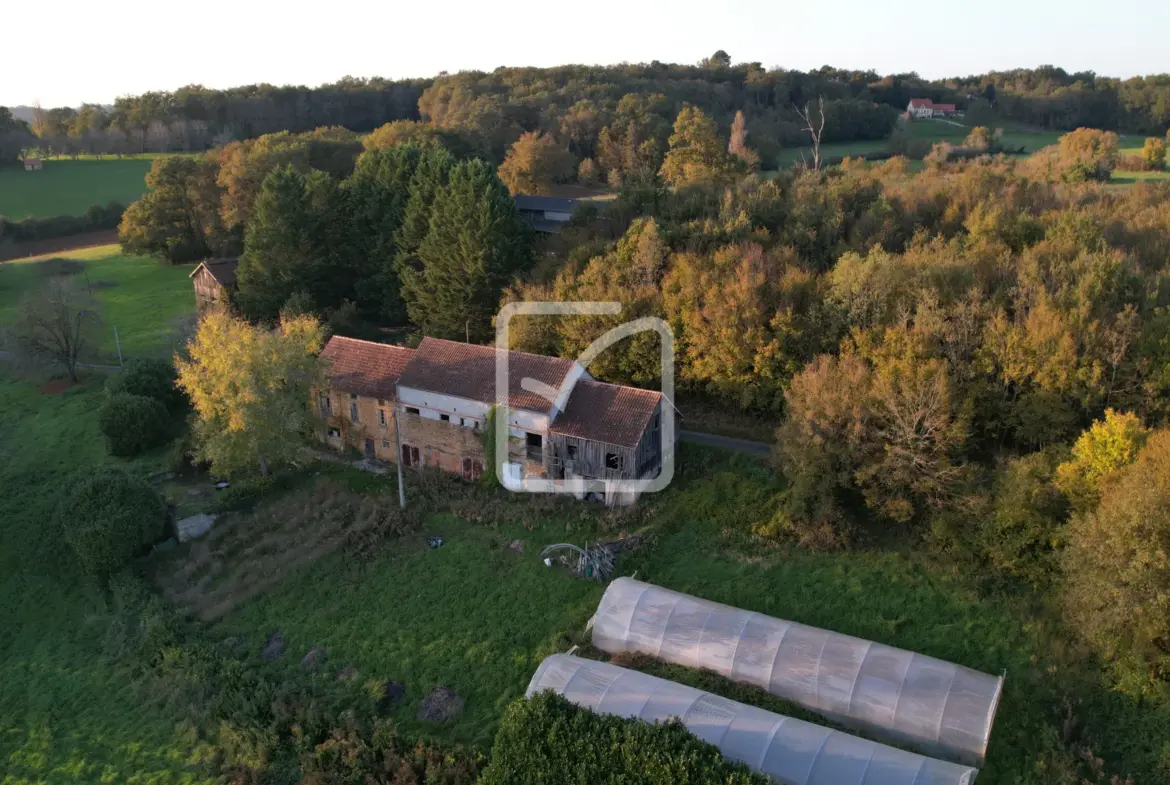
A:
[4, 0, 1168, 107]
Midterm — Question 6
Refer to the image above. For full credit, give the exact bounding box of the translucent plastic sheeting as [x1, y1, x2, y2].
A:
[591, 578, 1003, 767]
[527, 655, 978, 785]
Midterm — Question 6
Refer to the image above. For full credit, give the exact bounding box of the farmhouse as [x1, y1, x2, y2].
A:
[317, 335, 673, 501]
[22, 157, 42, 171]
[513, 195, 578, 232]
[188, 258, 239, 312]
[906, 98, 958, 119]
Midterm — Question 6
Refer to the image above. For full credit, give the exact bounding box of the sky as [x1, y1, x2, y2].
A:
[4, 0, 1169, 108]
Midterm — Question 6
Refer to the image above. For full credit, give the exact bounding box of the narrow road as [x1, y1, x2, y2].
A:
[680, 429, 772, 457]
[0, 350, 122, 372]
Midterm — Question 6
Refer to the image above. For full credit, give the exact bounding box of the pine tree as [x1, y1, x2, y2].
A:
[400, 159, 533, 342]
[234, 166, 337, 321]
[396, 146, 456, 258]
[339, 144, 425, 322]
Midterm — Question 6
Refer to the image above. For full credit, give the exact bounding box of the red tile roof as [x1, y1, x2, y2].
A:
[551, 380, 663, 449]
[396, 336, 576, 413]
[320, 336, 415, 401]
[908, 98, 957, 111]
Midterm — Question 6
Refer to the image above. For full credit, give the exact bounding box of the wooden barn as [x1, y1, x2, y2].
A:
[188, 258, 239, 312]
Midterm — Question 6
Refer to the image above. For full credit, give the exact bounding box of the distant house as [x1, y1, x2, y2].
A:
[316, 334, 674, 504]
[188, 258, 239, 313]
[513, 195, 578, 232]
[22, 157, 42, 171]
[907, 99, 959, 119]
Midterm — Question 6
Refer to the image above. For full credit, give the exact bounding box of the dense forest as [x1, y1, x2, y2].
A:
[4, 58, 1170, 167]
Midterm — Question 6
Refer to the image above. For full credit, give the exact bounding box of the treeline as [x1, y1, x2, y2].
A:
[120, 130, 532, 341]
[944, 66, 1170, 135]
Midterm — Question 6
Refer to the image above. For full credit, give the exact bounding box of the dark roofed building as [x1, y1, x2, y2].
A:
[513, 195, 579, 233]
[189, 258, 240, 312]
[396, 336, 577, 413]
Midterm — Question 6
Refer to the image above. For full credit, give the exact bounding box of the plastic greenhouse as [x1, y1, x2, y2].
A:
[527, 654, 979, 785]
[590, 578, 1003, 767]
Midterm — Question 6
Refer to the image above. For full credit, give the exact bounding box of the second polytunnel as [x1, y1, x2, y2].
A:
[590, 577, 1004, 767]
[527, 654, 978, 785]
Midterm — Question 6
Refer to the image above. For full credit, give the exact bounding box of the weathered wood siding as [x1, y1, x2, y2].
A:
[193, 268, 227, 312]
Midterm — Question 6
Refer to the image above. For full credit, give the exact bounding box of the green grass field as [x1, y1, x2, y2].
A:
[771, 119, 1066, 169]
[0, 158, 152, 220]
[0, 245, 195, 360]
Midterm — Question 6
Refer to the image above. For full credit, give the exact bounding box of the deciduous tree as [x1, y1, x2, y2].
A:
[176, 311, 326, 477]
[119, 155, 229, 264]
[1054, 409, 1149, 513]
[497, 131, 575, 195]
[659, 106, 733, 187]
[7, 277, 102, 381]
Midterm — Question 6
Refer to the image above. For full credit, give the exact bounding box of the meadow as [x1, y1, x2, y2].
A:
[771, 118, 1067, 169]
[0, 158, 153, 219]
[0, 245, 195, 360]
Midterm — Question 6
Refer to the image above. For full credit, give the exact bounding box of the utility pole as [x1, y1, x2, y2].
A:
[114, 325, 124, 368]
[392, 401, 406, 509]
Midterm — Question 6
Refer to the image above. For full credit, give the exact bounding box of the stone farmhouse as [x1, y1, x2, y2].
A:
[317, 335, 673, 501]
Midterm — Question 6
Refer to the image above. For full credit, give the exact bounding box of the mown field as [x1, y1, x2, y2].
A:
[0, 158, 152, 220]
[0, 245, 195, 360]
[2, 243, 1168, 785]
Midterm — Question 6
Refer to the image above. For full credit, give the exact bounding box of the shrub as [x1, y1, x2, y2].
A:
[1140, 137, 1166, 171]
[98, 393, 171, 456]
[106, 357, 186, 411]
[981, 448, 1070, 587]
[1054, 409, 1149, 514]
[57, 467, 169, 583]
[480, 691, 771, 785]
[1062, 430, 1170, 693]
[300, 720, 482, 785]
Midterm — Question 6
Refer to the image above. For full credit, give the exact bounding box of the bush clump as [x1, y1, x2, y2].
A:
[480, 691, 771, 785]
[57, 467, 169, 583]
[106, 357, 187, 411]
[1062, 430, 1170, 694]
[98, 392, 172, 456]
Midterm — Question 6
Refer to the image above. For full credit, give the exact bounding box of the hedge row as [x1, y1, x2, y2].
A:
[0, 200, 125, 243]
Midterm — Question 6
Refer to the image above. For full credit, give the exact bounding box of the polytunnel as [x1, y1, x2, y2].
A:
[590, 578, 1003, 767]
[527, 654, 978, 785]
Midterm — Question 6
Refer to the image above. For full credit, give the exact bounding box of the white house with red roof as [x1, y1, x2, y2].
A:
[906, 98, 958, 119]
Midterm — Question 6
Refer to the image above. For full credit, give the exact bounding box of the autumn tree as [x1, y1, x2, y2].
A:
[664, 243, 809, 411]
[1054, 127, 1119, 182]
[559, 100, 603, 158]
[497, 131, 575, 195]
[1054, 409, 1150, 513]
[577, 157, 600, 185]
[1140, 136, 1166, 171]
[727, 110, 759, 171]
[7, 277, 102, 381]
[659, 106, 733, 187]
[399, 159, 532, 341]
[963, 126, 993, 150]
[362, 120, 442, 151]
[981, 448, 1070, 587]
[1062, 429, 1170, 692]
[176, 311, 325, 477]
[119, 155, 230, 264]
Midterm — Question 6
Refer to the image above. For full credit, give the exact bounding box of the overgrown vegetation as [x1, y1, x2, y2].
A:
[480, 691, 771, 785]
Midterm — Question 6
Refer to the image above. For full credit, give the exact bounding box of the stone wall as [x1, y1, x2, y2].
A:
[397, 409, 485, 474]
[319, 390, 400, 462]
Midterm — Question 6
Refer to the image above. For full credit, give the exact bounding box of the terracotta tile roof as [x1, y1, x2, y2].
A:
[551, 380, 663, 449]
[396, 336, 576, 413]
[908, 98, 956, 111]
[188, 258, 240, 287]
[321, 336, 415, 401]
